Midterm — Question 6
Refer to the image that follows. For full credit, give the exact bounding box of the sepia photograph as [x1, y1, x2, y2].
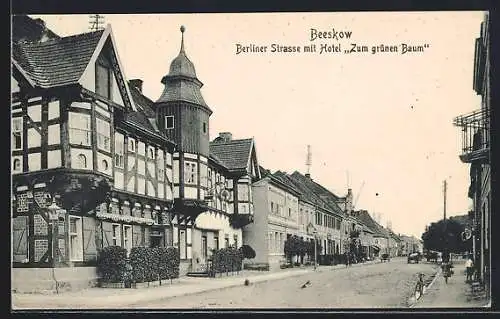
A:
[10, 11, 491, 310]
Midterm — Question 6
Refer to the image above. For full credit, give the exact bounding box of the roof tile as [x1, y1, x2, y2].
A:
[209, 138, 253, 171]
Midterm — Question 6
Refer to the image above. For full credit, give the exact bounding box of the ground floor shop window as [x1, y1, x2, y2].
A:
[69, 216, 83, 261]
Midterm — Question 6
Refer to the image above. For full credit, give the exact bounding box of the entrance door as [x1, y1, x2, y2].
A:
[201, 235, 208, 259]
[151, 236, 162, 248]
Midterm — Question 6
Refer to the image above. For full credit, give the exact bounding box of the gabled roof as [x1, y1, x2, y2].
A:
[209, 138, 254, 172]
[272, 171, 303, 196]
[12, 17, 138, 112]
[352, 210, 386, 237]
[12, 29, 104, 88]
[288, 171, 344, 215]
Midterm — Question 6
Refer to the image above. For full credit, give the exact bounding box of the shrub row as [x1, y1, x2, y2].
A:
[97, 246, 128, 283]
[210, 247, 244, 276]
[97, 246, 180, 284]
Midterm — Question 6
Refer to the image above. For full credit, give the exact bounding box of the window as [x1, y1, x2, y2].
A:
[214, 236, 219, 251]
[101, 159, 109, 170]
[69, 216, 83, 261]
[224, 236, 229, 248]
[238, 184, 249, 201]
[69, 113, 91, 146]
[123, 225, 132, 254]
[128, 139, 136, 152]
[96, 118, 111, 151]
[202, 122, 207, 134]
[148, 148, 155, 160]
[207, 169, 213, 189]
[233, 235, 238, 248]
[112, 224, 121, 246]
[96, 62, 112, 99]
[13, 158, 21, 172]
[201, 235, 208, 258]
[165, 116, 174, 129]
[12, 117, 22, 150]
[114, 134, 124, 168]
[288, 208, 292, 217]
[158, 163, 165, 182]
[184, 162, 197, 184]
[76, 154, 87, 169]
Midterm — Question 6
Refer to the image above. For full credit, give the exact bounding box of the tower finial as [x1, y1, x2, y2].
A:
[180, 25, 186, 53]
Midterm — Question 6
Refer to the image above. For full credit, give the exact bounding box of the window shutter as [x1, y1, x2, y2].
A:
[102, 221, 114, 247]
[83, 217, 97, 261]
[13, 216, 29, 262]
[132, 225, 141, 247]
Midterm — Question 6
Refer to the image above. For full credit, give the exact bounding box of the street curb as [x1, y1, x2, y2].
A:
[408, 267, 441, 308]
[13, 261, 381, 309]
[128, 261, 378, 307]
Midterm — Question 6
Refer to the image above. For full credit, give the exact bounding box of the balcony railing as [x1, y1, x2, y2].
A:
[453, 107, 490, 163]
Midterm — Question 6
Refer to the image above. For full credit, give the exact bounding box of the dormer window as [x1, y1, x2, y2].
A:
[165, 116, 174, 129]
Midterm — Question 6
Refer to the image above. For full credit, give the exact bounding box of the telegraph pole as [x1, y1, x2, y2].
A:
[443, 180, 448, 262]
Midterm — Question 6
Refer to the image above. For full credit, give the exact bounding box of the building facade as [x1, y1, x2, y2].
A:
[11, 16, 261, 291]
[453, 12, 490, 294]
[11, 17, 179, 291]
[244, 169, 300, 269]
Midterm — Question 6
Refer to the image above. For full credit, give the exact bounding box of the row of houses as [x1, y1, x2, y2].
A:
[10, 15, 420, 292]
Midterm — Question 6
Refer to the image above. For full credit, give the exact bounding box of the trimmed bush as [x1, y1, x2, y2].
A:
[211, 247, 243, 276]
[130, 247, 157, 283]
[97, 246, 128, 283]
[158, 246, 180, 281]
[239, 244, 256, 259]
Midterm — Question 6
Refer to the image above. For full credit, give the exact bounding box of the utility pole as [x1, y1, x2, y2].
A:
[443, 180, 449, 262]
[89, 14, 105, 31]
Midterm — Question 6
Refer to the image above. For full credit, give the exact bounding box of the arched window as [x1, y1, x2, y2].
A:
[77, 154, 87, 168]
[13, 158, 21, 172]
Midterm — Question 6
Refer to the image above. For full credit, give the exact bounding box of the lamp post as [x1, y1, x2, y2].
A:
[313, 230, 317, 270]
[46, 198, 61, 267]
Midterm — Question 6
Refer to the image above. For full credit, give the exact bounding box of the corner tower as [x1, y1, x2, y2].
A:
[155, 26, 212, 219]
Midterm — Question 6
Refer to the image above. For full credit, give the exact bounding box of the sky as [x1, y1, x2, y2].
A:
[29, 12, 485, 238]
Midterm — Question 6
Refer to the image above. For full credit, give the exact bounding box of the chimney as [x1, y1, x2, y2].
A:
[130, 79, 143, 93]
[305, 173, 311, 178]
[219, 132, 232, 142]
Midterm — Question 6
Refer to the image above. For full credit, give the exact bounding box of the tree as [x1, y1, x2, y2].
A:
[421, 218, 472, 255]
[239, 244, 256, 259]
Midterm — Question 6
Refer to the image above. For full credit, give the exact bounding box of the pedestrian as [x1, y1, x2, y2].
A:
[465, 255, 474, 283]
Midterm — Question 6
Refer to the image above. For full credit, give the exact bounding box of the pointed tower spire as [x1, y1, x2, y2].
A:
[180, 25, 186, 53]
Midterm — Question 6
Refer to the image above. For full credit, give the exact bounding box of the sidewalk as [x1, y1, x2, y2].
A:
[12, 260, 377, 309]
[414, 265, 490, 308]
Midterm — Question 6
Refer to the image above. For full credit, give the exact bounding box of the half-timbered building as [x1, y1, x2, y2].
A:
[12, 16, 265, 291]
[11, 16, 177, 292]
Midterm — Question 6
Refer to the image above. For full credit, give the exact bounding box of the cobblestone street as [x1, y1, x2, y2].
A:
[132, 258, 438, 309]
